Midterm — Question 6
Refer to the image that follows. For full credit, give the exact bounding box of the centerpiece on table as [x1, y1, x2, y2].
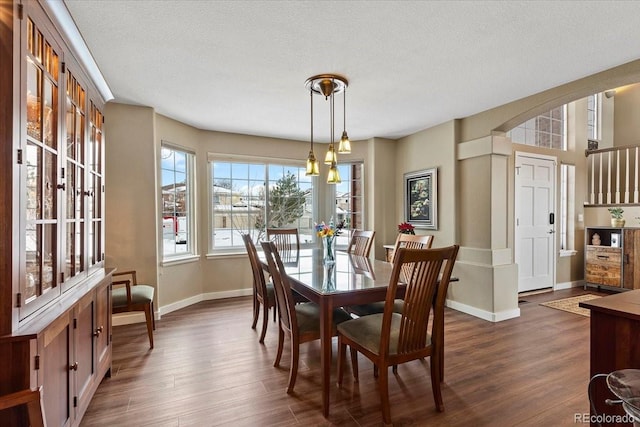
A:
[315, 218, 344, 264]
[398, 222, 415, 235]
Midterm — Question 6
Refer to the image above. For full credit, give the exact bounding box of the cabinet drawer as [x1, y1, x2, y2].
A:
[586, 247, 622, 266]
[586, 247, 622, 287]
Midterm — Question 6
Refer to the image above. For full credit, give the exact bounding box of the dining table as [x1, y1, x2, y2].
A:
[260, 247, 407, 417]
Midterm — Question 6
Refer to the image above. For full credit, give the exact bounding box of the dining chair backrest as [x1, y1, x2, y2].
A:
[392, 233, 433, 281]
[242, 234, 268, 304]
[382, 245, 459, 357]
[347, 230, 376, 257]
[266, 228, 300, 263]
[261, 241, 297, 336]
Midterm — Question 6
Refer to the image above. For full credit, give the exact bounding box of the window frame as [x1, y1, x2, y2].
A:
[333, 161, 365, 248]
[160, 142, 197, 261]
[207, 154, 316, 254]
[507, 105, 567, 151]
[559, 163, 576, 256]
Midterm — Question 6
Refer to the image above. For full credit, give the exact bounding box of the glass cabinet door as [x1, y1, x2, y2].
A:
[22, 17, 61, 318]
[88, 102, 104, 269]
[63, 72, 86, 290]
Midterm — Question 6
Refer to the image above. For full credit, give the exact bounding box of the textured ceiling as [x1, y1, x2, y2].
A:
[63, 0, 640, 143]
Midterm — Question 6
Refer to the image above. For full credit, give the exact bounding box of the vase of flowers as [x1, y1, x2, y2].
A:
[398, 222, 415, 235]
[316, 218, 343, 264]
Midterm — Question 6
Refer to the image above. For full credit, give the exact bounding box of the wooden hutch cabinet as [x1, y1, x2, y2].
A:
[0, 1, 112, 426]
[585, 227, 640, 290]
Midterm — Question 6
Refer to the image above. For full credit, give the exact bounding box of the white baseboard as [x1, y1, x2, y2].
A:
[113, 288, 253, 326]
[554, 280, 585, 291]
[446, 298, 520, 322]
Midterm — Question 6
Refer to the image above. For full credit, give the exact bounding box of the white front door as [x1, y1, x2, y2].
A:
[515, 153, 556, 293]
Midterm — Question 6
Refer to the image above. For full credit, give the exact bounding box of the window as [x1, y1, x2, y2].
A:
[210, 159, 314, 250]
[161, 144, 196, 258]
[587, 93, 602, 141]
[334, 163, 364, 246]
[507, 105, 567, 150]
[560, 163, 575, 253]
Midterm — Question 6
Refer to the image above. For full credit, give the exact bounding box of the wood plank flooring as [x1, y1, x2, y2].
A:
[80, 288, 605, 426]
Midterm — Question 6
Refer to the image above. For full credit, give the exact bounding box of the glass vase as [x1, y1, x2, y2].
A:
[322, 235, 336, 264]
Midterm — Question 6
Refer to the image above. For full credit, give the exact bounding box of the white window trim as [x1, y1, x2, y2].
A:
[160, 141, 198, 260]
[207, 154, 316, 254]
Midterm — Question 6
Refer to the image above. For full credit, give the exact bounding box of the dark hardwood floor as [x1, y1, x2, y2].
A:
[81, 287, 606, 426]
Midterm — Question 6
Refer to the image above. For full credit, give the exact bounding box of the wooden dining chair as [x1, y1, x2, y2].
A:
[0, 387, 46, 427]
[242, 233, 276, 343]
[347, 233, 434, 317]
[346, 230, 376, 257]
[261, 241, 352, 394]
[112, 270, 156, 349]
[266, 228, 300, 263]
[337, 245, 459, 424]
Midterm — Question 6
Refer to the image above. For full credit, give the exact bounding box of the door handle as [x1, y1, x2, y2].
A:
[548, 229, 555, 234]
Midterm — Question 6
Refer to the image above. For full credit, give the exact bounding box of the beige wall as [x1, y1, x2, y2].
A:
[105, 58, 640, 323]
[105, 104, 159, 303]
[614, 83, 640, 147]
[396, 121, 457, 247]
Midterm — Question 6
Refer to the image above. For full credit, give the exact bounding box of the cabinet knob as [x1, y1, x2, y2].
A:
[69, 362, 78, 371]
[93, 326, 104, 337]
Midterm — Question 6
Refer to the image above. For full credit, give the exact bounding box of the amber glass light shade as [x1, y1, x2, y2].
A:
[338, 131, 351, 153]
[327, 161, 341, 184]
[324, 144, 337, 165]
[306, 151, 320, 176]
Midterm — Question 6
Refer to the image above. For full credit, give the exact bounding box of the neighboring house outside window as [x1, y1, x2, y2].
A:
[210, 159, 314, 250]
[161, 144, 196, 259]
[335, 162, 364, 247]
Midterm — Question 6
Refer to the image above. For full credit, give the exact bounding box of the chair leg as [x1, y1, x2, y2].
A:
[273, 303, 277, 322]
[286, 336, 299, 394]
[337, 340, 346, 387]
[373, 364, 378, 378]
[392, 365, 398, 374]
[252, 297, 260, 329]
[143, 304, 154, 349]
[379, 365, 392, 424]
[431, 355, 444, 412]
[151, 301, 156, 330]
[350, 346, 359, 383]
[274, 324, 284, 367]
[258, 302, 268, 344]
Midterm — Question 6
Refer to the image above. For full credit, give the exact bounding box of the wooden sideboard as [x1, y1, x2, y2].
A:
[580, 290, 640, 426]
[585, 227, 640, 291]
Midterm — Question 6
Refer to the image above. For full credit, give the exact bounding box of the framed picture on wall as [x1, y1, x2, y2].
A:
[404, 167, 437, 229]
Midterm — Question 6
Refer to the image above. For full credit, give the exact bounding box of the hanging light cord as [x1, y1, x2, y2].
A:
[310, 88, 314, 151]
[343, 86, 347, 133]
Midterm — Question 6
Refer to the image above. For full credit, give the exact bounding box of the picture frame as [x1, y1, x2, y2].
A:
[404, 167, 437, 229]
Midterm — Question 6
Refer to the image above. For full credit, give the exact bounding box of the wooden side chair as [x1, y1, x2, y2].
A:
[337, 245, 459, 424]
[242, 233, 276, 343]
[0, 387, 46, 427]
[261, 241, 352, 394]
[346, 230, 376, 257]
[112, 270, 155, 349]
[266, 228, 300, 264]
[347, 234, 434, 317]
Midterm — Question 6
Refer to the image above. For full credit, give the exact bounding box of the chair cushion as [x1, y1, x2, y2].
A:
[295, 303, 353, 335]
[112, 284, 155, 308]
[338, 312, 431, 356]
[347, 299, 404, 317]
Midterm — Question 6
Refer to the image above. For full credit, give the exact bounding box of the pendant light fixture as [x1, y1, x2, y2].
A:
[338, 85, 351, 153]
[304, 73, 348, 184]
[305, 88, 319, 176]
